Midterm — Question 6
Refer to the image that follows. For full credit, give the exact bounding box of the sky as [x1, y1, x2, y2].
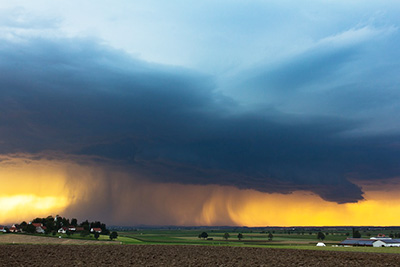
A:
[1, 0, 400, 226]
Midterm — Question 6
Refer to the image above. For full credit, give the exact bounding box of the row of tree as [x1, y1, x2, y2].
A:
[199, 231, 363, 242]
[198, 232, 273, 241]
[223, 232, 244, 240]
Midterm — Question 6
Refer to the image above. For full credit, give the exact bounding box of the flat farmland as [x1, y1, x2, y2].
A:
[1, 244, 400, 266]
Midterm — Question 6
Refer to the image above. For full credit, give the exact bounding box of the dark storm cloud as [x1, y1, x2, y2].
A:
[1, 37, 400, 203]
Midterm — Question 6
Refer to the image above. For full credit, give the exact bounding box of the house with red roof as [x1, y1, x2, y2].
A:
[36, 225, 47, 234]
[75, 227, 84, 232]
[58, 227, 69, 234]
[90, 228, 102, 233]
[30, 223, 47, 233]
[9, 224, 21, 233]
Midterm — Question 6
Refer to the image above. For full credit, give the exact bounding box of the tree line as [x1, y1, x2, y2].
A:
[23, 215, 109, 235]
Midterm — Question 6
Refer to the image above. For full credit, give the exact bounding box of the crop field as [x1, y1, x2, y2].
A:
[2, 230, 400, 266]
[1, 244, 400, 266]
[3, 229, 400, 255]
[116, 229, 400, 254]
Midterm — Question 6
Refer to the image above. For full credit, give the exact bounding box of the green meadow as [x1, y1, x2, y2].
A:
[112, 228, 400, 254]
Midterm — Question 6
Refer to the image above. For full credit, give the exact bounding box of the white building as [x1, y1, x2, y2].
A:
[340, 237, 400, 247]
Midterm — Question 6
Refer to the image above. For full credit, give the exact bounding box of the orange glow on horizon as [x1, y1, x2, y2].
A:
[0, 195, 69, 224]
[0, 154, 88, 225]
[1, 153, 400, 227]
[198, 188, 400, 227]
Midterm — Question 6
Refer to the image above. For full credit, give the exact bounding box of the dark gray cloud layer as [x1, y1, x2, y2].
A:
[1, 37, 400, 203]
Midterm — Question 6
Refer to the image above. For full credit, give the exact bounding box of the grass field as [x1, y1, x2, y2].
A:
[114, 229, 400, 254]
[3, 228, 400, 254]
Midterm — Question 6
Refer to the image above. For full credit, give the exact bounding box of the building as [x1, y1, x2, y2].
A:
[31, 223, 47, 234]
[58, 227, 69, 234]
[340, 238, 400, 247]
[36, 226, 47, 234]
[90, 228, 102, 233]
[68, 226, 76, 232]
[75, 227, 84, 232]
[379, 239, 400, 247]
[9, 224, 21, 233]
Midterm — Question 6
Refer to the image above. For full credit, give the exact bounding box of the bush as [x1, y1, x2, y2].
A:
[110, 231, 118, 240]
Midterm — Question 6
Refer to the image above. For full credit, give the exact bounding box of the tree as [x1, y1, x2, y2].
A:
[80, 220, 90, 231]
[223, 232, 230, 240]
[71, 218, 78, 226]
[32, 218, 43, 223]
[100, 223, 108, 234]
[200, 232, 208, 239]
[268, 233, 273, 241]
[44, 226, 52, 235]
[45, 221, 54, 234]
[101, 228, 110, 235]
[237, 233, 243, 240]
[353, 231, 361, 238]
[26, 224, 36, 234]
[20, 221, 28, 232]
[317, 232, 325, 241]
[109, 231, 118, 240]
[94, 232, 100, 240]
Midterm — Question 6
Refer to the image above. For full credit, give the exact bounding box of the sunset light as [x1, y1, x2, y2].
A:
[1, 154, 400, 227]
[0, 195, 69, 225]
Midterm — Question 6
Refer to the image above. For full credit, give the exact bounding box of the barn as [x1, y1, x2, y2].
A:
[339, 238, 385, 247]
[340, 238, 400, 247]
[380, 239, 400, 247]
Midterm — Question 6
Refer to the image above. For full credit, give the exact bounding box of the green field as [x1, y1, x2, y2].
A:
[112, 229, 400, 254]
[4, 228, 400, 254]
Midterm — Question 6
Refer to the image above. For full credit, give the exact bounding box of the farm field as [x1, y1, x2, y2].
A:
[116, 229, 400, 254]
[1, 244, 400, 266]
[3, 228, 400, 255]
